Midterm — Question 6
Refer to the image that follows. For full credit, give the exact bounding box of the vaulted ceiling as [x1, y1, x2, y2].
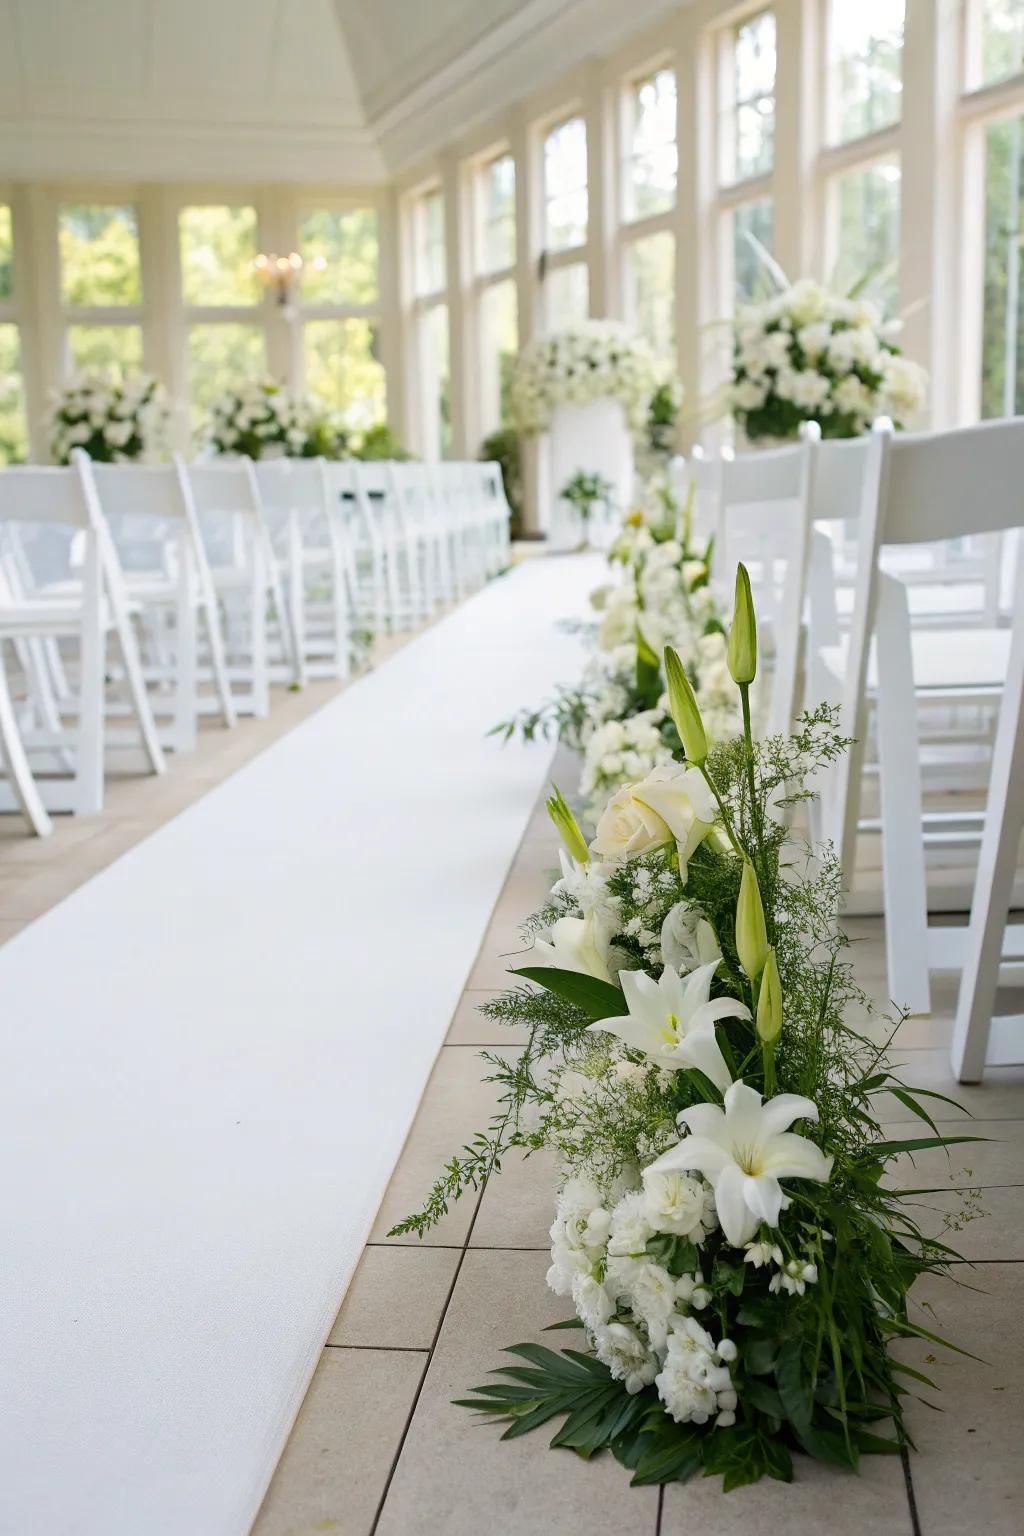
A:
[0, 0, 681, 183]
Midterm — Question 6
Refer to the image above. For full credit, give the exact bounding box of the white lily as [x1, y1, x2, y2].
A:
[586, 960, 744, 1090]
[648, 1081, 833, 1246]
[530, 911, 614, 984]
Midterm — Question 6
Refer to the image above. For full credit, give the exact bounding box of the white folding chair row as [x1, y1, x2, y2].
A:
[807, 419, 1024, 1054]
[0, 452, 166, 829]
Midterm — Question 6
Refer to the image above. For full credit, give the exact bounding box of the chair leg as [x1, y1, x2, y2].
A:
[202, 593, 238, 730]
[950, 606, 1024, 1080]
[876, 577, 931, 1015]
[249, 564, 271, 719]
[114, 611, 167, 777]
[287, 512, 308, 688]
[332, 557, 351, 681]
[0, 645, 52, 837]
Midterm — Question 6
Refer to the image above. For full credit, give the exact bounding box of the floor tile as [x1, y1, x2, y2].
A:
[905, 1183, 1024, 1261]
[883, 1117, 1024, 1189]
[328, 1247, 459, 1350]
[370, 1045, 520, 1246]
[876, 1052, 1024, 1122]
[445, 989, 529, 1046]
[253, 1347, 425, 1536]
[900, 1265, 1024, 1535]
[470, 1144, 555, 1250]
[374, 1250, 659, 1536]
[661, 1442, 912, 1535]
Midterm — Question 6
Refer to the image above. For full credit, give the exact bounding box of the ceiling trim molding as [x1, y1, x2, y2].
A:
[0, 117, 387, 185]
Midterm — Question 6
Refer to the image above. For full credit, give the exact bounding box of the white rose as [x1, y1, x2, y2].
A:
[590, 781, 674, 860]
[642, 1168, 716, 1239]
[629, 764, 716, 871]
[660, 903, 722, 972]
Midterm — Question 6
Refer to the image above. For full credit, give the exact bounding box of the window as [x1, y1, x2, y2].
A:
[829, 0, 904, 143]
[723, 12, 776, 184]
[0, 205, 26, 464]
[417, 302, 451, 459]
[304, 318, 385, 434]
[298, 208, 379, 307]
[830, 158, 901, 314]
[624, 69, 677, 219]
[478, 154, 516, 274]
[299, 208, 384, 433]
[413, 190, 446, 298]
[58, 203, 143, 380]
[980, 111, 1024, 415]
[179, 204, 264, 422]
[733, 200, 775, 305]
[627, 230, 675, 357]
[981, 1, 1024, 85]
[545, 262, 589, 330]
[180, 205, 260, 306]
[478, 278, 517, 438]
[544, 116, 588, 252]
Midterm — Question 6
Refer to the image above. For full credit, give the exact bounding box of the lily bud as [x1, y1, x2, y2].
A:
[756, 947, 783, 1043]
[546, 785, 590, 865]
[727, 563, 757, 685]
[664, 645, 707, 767]
[735, 858, 768, 980]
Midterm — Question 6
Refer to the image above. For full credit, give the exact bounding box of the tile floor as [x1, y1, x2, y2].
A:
[250, 766, 1024, 1536]
[3, 693, 1022, 1535]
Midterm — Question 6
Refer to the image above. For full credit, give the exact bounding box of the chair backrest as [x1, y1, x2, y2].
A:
[0, 462, 94, 528]
[881, 417, 1024, 545]
[184, 458, 261, 517]
[252, 457, 325, 512]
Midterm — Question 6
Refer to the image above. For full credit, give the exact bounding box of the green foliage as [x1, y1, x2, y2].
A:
[480, 427, 523, 539]
[354, 422, 412, 460]
[560, 470, 616, 522]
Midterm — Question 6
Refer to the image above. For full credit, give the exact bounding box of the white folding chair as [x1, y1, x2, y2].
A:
[89, 460, 236, 751]
[697, 427, 818, 737]
[815, 419, 1023, 1016]
[0, 452, 166, 817]
[254, 458, 352, 684]
[184, 459, 287, 718]
[478, 460, 512, 573]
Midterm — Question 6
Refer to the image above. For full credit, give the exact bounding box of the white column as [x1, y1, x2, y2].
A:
[584, 60, 619, 319]
[441, 153, 470, 457]
[376, 187, 406, 445]
[773, 0, 823, 280]
[17, 186, 63, 461]
[675, 13, 718, 448]
[138, 185, 189, 451]
[900, 0, 962, 428]
[511, 107, 546, 534]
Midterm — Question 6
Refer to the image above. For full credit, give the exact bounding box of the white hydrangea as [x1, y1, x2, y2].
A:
[655, 1317, 738, 1426]
[46, 372, 169, 465]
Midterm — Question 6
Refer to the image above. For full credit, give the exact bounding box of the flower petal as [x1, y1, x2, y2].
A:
[759, 1093, 820, 1139]
[648, 1133, 730, 1182]
[714, 1162, 759, 1246]
[758, 1132, 834, 1183]
[586, 1014, 660, 1057]
[679, 958, 720, 1018]
[721, 1080, 766, 1145]
[677, 1102, 727, 1141]
[674, 1024, 733, 1093]
[691, 997, 752, 1031]
[743, 1172, 784, 1228]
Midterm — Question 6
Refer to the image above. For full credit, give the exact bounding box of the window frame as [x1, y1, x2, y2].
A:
[55, 187, 146, 381]
[540, 108, 590, 318]
[469, 149, 518, 443]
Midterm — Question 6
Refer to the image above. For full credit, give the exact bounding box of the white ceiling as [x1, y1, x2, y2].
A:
[0, 0, 681, 183]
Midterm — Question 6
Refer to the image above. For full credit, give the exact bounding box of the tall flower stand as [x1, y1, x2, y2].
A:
[545, 398, 634, 551]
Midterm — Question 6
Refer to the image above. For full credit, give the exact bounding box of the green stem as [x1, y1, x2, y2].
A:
[762, 1038, 776, 1096]
[740, 682, 760, 852]
[698, 762, 745, 859]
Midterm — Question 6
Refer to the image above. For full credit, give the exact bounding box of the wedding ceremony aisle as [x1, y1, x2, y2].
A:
[0, 552, 604, 1536]
[256, 744, 1024, 1536]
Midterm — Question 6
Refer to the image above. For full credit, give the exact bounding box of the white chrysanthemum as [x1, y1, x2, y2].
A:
[607, 1191, 654, 1258]
[654, 1315, 738, 1426]
[592, 1321, 659, 1394]
[641, 1168, 717, 1242]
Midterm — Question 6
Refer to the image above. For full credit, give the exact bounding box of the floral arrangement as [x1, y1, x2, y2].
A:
[397, 570, 977, 1491]
[730, 279, 927, 442]
[495, 474, 738, 820]
[561, 470, 615, 526]
[205, 379, 344, 460]
[509, 322, 674, 439]
[47, 373, 169, 464]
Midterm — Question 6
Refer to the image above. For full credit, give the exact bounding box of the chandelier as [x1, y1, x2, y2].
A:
[252, 251, 327, 311]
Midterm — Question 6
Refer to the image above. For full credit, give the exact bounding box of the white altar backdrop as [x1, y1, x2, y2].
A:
[546, 398, 633, 550]
[0, 553, 604, 1536]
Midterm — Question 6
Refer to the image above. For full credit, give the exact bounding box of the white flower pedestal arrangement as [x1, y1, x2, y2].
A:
[548, 399, 633, 551]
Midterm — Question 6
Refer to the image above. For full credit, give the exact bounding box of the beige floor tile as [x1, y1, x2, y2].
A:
[489, 858, 556, 920]
[876, 1052, 1024, 1122]
[465, 933, 535, 989]
[883, 1117, 1024, 1189]
[328, 1246, 459, 1350]
[374, 1250, 659, 1536]
[370, 1045, 520, 1246]
[905, 1183, 1024, 1261]
[661, 1444, 912, 1534]
[0, 917, 27, 947]
[900, 1265, 1024, 1536]
[253, 1347, 425, 1536]
[470, 1144, 556, 1250]
[445, 989, 529, 1046]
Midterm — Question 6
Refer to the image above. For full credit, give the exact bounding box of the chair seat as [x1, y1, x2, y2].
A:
[0, 597, 118, 634]
[819, 626, 1010, 692]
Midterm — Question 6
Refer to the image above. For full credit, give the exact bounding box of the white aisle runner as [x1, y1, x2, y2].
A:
[0, 554, 603, 1536]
